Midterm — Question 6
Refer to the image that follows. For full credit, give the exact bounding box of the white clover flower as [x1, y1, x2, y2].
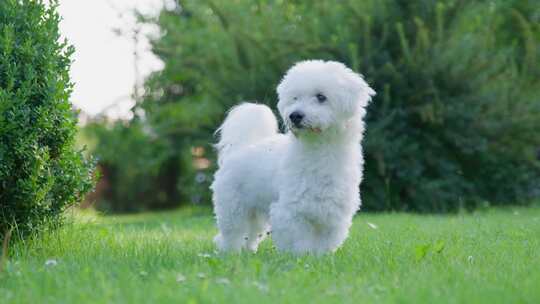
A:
[44, 259, 58, 267]
[216, 277, 230, 285]
[367, 222, 378, 229]
[176, 274, 186, 283]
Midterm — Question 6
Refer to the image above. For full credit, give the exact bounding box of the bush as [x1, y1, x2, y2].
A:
[0, 0, 94, 238]
[81, 119, 184, 213]
[136, 0, 540, 212]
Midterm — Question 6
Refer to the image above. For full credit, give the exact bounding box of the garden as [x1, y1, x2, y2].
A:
[1, 0, 539, 303]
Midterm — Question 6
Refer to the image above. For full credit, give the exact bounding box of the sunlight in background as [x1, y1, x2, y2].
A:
[56, 0, 173, 119]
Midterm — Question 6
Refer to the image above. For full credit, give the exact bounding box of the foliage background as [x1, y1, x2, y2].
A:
[0, 0, 94, 238]
[85, 0, 540, 213]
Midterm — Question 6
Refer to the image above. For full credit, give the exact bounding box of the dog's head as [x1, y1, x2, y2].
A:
[277, 60, 375, 137]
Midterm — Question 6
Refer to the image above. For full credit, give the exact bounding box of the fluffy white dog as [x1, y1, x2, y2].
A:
[211, 60, 375, 254]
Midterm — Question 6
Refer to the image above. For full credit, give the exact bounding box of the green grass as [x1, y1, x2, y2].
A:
[2, 206, 540, 303]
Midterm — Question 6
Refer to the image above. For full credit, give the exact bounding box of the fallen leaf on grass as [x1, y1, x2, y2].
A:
[434, 241, 446, 253]
[414, 244, 430, 261]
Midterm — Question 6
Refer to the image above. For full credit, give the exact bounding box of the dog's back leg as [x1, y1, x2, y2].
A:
[245, 209, 270, 252]
[213, 198, 250, 252]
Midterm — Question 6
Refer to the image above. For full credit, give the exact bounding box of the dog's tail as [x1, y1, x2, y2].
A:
[215, 103, 278, 165]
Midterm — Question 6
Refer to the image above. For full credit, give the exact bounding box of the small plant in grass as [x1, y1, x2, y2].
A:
[0, 0, 94, 239]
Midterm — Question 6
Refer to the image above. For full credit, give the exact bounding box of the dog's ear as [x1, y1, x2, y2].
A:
[327, 61, 376, 113]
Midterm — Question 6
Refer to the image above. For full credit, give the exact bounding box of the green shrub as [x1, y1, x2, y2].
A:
[136, 0, 540, 212]
[81, 119, 185, 212]
[0, 0, 94, 238]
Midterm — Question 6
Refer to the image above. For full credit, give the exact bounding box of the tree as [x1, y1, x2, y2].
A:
[134, 0, 540, 212]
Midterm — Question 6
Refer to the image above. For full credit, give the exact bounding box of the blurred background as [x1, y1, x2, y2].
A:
[70, 0, 540, 214]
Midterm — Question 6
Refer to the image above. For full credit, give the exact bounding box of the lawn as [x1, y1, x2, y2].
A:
[2, 206, 539, 303]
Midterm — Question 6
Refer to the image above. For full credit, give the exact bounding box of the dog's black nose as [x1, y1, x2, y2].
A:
[289, 111, 304, 126]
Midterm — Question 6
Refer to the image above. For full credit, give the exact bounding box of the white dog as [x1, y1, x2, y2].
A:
[211, 60, 375, 254]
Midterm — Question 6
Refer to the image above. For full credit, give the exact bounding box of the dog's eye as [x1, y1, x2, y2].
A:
[293, 97, 298, 101]
[316, 93, 327, 103]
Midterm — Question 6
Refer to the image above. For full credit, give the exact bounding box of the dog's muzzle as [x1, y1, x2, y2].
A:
[289, 111, 304, 128]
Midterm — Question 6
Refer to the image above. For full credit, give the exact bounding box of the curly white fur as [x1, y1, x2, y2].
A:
[211, 60, 375, 254]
